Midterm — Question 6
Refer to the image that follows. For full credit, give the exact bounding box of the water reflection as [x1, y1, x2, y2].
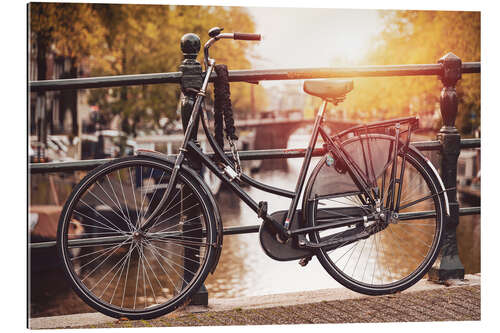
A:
[205, 134, 341, 297]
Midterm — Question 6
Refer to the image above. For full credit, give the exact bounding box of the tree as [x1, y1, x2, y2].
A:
[30, 3, 105, 136]
[339, 10, 480, 136]
[87, 4, 264, 136]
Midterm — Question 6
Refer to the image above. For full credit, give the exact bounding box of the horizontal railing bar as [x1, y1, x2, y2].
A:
[398, 206, 480, 220]
[29, 72, 182, 92]
[28, 149, 323, 174]
[412, 140, 442, 151]
[457, 206, 481, 216]
[29, 62, 480, 92]
[28, 206, 480, 249]
[225, 63, 479, 82]
[412, 138, 480, 151]
[28, 138, 481, 174]
[30, 225, 261, 248]
[222, 225, 261, 235]
[462, 62, 482, 74]
[30, 240, 56, 249]
[458, 138, 481, 149]
[29, 158, 113, 173]
[238, 147, 325, 160]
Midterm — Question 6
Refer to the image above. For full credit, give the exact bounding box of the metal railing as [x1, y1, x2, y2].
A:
[28, 138, 480, 249]
[29, 33, 480, 290]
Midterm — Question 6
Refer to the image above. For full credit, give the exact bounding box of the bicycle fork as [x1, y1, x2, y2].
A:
[139, 60, 216, 233]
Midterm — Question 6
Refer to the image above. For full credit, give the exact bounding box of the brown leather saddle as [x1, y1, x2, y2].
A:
[303, 79, 354, 100]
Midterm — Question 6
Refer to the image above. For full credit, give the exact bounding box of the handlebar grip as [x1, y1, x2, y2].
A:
[233, 32, 261, 41]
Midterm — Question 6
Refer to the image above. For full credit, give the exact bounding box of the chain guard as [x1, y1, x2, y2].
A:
[258, 210, 314, 261]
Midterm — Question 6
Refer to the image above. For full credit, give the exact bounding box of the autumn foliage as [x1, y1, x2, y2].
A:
[30, 3, 266, 135]
[341, 10, 480, 135]
[30, 5, 480, 136]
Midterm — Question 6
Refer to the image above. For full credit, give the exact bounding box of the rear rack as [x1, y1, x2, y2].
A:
[333, 116, 419, 141]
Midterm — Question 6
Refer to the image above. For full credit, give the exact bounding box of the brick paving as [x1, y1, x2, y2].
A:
[79, 285, 480, 329]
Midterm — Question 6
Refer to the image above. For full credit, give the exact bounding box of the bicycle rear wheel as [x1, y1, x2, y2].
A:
[57, 156, 218, 319]
[304, 134, 445, 295]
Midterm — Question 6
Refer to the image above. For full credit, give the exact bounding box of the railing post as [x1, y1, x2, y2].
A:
[428, 52, 465, 281]
[178, 33, 208, 305]
[34, 92, 47, 162]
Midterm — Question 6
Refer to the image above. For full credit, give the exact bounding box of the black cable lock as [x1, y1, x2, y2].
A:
[213, 64, 238, 149]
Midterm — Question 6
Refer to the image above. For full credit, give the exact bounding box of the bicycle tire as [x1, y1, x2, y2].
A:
[56, 156, 218, 319]
[303, 134, 445, 295]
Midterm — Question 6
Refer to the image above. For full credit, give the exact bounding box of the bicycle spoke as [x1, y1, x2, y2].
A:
[87, 187, 132, 232]
[95, 179, 134, 232]
[352, 238, 367, 279]
[75, 239, 132, 273]
[142, 170, 166, 220]
[387, 224, 428, 258]
[128, 168, 140, 229]
[120, 243, 134, 308]
[70, 218, 123, 234]
[361, 232, 375, 282]
[78, 200, 126, 235]
[92, 244, 134, 294]
[147, 188, 183, 231]
[106, 174, 128, 222]
[398, 192, 437, 211]
[149, 213, 203, 235]
[143, 241, 181, 295]
[117, 168, 134, 228]
[109, 243, 136, 305]
[376, 226, 393, 282]
[137, 167, 153, 224]
[152, 238, 210, 253]
[143, 239, 191, 289]
[150, 195, 197, 231]
[340, 242, 359, 272]
[147, 242, 205, 265]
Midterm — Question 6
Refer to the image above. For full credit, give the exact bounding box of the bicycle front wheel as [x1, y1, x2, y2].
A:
[57, 156, 218, 319]
[304, 134, 445, 295]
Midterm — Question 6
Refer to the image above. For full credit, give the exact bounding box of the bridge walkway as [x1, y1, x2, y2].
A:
[30, 274, 480, 329]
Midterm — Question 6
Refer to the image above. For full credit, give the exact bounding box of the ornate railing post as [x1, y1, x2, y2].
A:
[178, 33, 208, 305]
[428, 52, 465, 281]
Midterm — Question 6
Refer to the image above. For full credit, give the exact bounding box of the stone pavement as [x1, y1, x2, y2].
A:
[30, 274, 480, 329]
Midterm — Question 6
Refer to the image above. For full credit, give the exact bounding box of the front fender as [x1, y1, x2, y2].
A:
[137, 150, 224, 274]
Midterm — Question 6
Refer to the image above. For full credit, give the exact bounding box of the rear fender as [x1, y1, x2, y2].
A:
[407, 146, 450, 216]
[302, 136, 450, 221]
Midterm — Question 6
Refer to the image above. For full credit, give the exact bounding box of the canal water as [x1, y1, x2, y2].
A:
[29, 132, 480, 317]
[203, 132, 340, 298]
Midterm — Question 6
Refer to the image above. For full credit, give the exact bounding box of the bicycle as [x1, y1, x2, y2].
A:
[56, 27, 450, 319]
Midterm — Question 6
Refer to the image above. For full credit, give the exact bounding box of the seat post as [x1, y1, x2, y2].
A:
[317, 99, 329, 121]
[283, 99, 329, 232]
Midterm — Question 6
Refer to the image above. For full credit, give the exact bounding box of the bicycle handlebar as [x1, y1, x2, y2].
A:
[203, 28, 261, 69]
[233, 32, 261, 41]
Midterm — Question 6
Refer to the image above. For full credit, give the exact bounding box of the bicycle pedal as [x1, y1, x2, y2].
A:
[299, 256, 312, 267]
[257, 201, 268, 218]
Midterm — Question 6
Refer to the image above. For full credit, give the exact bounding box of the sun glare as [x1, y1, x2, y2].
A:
[248, 7, 383, 69]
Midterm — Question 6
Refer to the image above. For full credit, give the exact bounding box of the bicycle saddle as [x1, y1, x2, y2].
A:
[303, 79, 354, 100]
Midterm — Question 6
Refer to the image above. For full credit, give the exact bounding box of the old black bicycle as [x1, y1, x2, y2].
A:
[57, 27, 449, 319]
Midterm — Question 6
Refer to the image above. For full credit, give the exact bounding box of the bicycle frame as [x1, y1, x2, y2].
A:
[141, 63, 389, 240]
[141, 37, 406, 242]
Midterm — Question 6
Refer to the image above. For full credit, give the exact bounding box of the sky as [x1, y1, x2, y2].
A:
[244, 6, 384, 92]
[246, 7, 384, 69]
